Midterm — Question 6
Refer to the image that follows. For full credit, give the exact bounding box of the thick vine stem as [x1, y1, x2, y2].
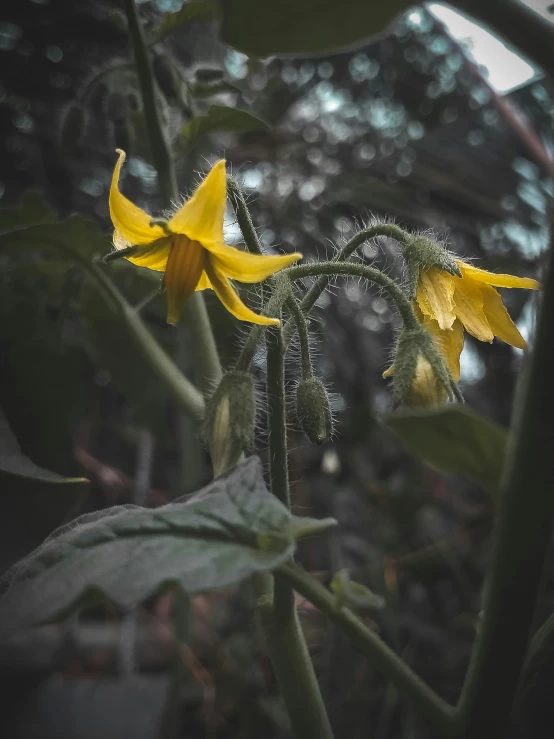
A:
[454, 222, 554, 736]
[277, 562, 456, 736]
[123, 0, 221, 394]
[259, 325, 334, 739]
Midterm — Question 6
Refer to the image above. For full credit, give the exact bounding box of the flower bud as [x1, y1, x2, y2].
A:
[403, 234, 461, 298]
[385, 327, 450, 409]
[296, 376, 333, 445]
[203, 371, 256, 476]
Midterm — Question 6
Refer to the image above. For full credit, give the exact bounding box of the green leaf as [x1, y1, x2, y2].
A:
[181, 105, 270, 141]
[0, 191, 56, 232]
[152, 0, 216, 44]
[385, 405, 508, 492]
[0, 409, 87, 573]
[0, 408, 86, 485]
[219, 0, 413, 57]
[0, 457, 336, 640]
[0, 215, 108, 263]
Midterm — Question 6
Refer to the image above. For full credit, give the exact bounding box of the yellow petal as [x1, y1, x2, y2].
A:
[204, 260, 279, 325]
[407, 355, 448, 408]
[168, 160, 226, 246]
[452, 278, 494, 343]
[383, 364, 394, 378]
[416, 267, 456, 330]
[210, 243, 302, 283]
[195, 272, 212, 291]
[481, 284, 527, 349]
[458, 261, 540, 290]
[109, 150, 166, 245]
[164, 236, 206, 325]
[419, 312, 465, 382]
[125, 237, 172, 272]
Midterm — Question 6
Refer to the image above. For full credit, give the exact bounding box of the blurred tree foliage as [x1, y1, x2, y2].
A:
[0, 1, 552, 738]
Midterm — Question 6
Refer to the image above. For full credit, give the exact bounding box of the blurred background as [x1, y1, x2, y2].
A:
[0, 1, 551, 737]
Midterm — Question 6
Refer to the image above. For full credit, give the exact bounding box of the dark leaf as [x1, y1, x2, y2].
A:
[0, 458, 336, 640]
[181, 105, 270, 141]
[152, 0, 216, 44]
[385, 404, 508, 492]
[219, 0, 413, 57]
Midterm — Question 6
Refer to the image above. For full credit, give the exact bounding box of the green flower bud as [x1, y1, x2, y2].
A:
[403, 234, 461, 299]
[204, 371, 256, 476]
[296, 376, 333, 445]
[386, 327, 450, 409]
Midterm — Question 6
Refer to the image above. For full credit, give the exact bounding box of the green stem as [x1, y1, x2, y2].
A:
[227, 177, 264, 256]
[286, 261, 419, 330]
[123, 0, 221, 393]
[278, 562, 456, 736]
[455, 230, 554, 736]
[452, 0, 554, 77]
[283, 224, 412, 344]
[89, 261, 205, 421]
[258, 326, 334, 739]
[286, 295, 313, 380]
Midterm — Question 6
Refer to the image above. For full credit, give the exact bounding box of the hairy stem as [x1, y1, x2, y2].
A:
[283, 224, 412, 344]
[256, 326, 334, 739]
[286, 261, 419, 330]
[123, 0, 221, 394]
[278, 562, 456, 736]
[455, 222, 554, 736]
[286, 294, 313, 380]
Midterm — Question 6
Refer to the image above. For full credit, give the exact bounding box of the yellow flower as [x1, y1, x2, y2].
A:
[416, 261, 540, 381]
[108, 150, 302, 325]
[405, 354, 449, 408]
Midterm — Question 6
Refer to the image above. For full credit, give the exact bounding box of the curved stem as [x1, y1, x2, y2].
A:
[123, 0, 221, 393]
[455, 224, 554, 737]
[286, 261, 419, 330]
[278, 561, 456, 736]
[283, 224, 412, 344]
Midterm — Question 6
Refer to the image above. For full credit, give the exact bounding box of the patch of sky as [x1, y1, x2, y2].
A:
[79, 177, 103, 198]
[0, 22, 22, 51]
[45, 45, 62, 63]
[517, 181, 547, 213]
[459, 341, 486, 384]
[298, 176, 325, 202]
[407, 120, 425, 140]
[364, 99, 406, 130]
[512, 157, 539, 181]
[225, 51, 248, 80]
[405, 9, 434, 32]
[504, 221, 549, 257]
[13, 112, 34, 134]
[427, 3, 536, 94]
[514, 299, 538, 354]
[129, 157, 157, 184]
[241, 168, 262, 190]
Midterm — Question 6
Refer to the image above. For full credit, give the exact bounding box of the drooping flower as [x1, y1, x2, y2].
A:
[415, 261, 540, 381]
[108, 149, 302, 325]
